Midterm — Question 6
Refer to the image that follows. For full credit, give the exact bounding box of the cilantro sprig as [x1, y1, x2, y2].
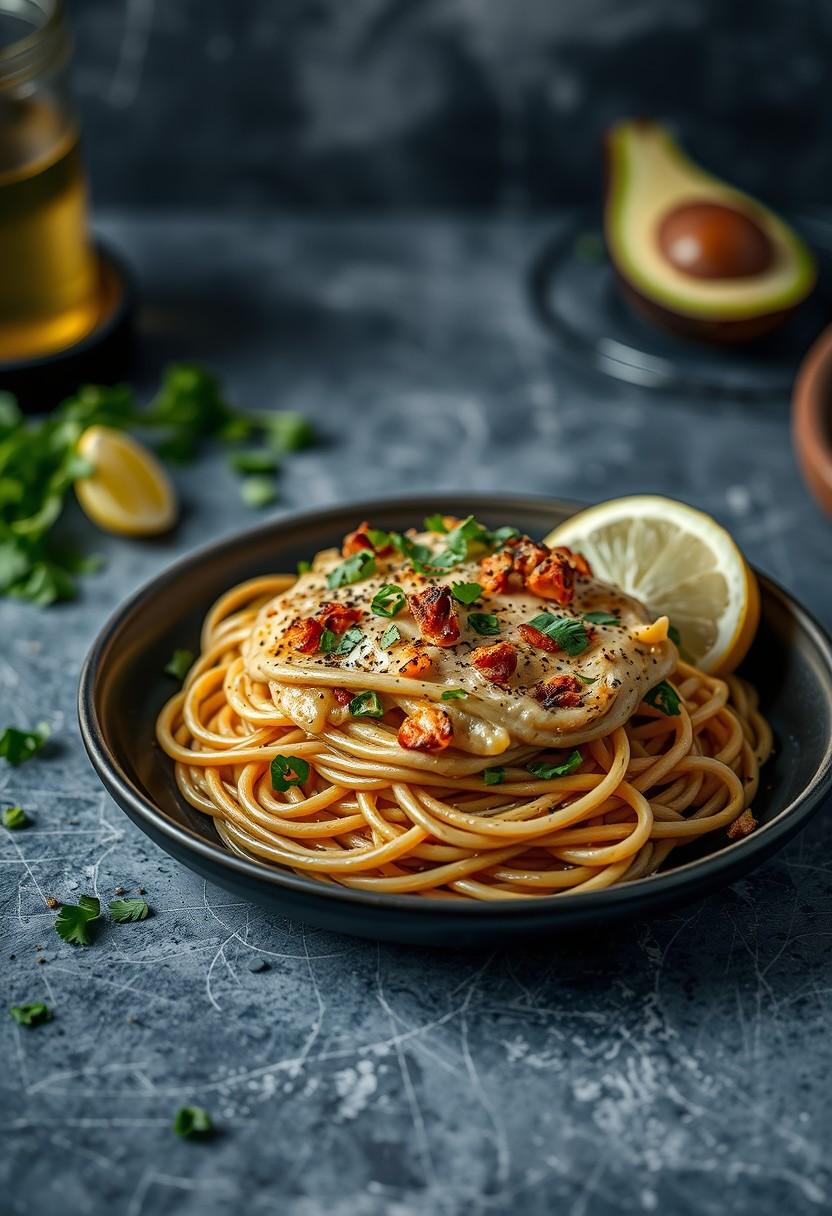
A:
[0, 365, 315, 605]
[55, 895, 101, 947]
[527, 750, 583, 779]
[0, 723, 49, 766]
[527, 613, 589, 657]
[326, 551, 375, 590]
[643, 681, 681, 717]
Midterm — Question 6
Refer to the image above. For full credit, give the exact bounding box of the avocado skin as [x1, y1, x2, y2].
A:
[614, 273, 796, 346]
[603, 121, 816, 346]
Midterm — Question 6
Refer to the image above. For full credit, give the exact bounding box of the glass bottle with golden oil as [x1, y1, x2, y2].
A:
[0, 0, 97, 363]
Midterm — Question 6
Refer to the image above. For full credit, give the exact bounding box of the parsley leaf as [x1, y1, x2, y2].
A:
[527, 613, 589, 656]
[270, 755, 310, 792]
[296, 560, 311, 575]
[483, 767, 505, 785]
[240, 476, 277, 508]
[0, 723, 49, 766]
[2, 805, 29, 829]
[228, 450, 279, 475]
[379, 624, 400, 651]
[576, 673, 598, 685]
[173, 1106, 213, 1139]
[527, 750, 583, 779]
[10, 1002, 52, 1027]
[55, 895, 101, 946]
[468, 612, 500, 636]
[371, 584, 406, 617]
[487, 525, 520, 546]
[424, 514, 448, 533]
[348, 691, 384, 718]
[644, 681, 681, 717]
[583, 610, 619, 625]
[365, 528, 392, 550]
[450, 582, 482, 605]
[326, 551, 375, 589]
[321, 626, 363, 655]
[441, 689, 467, 701]
[109, 898, 150, 923]
[163, 649, 194, 682]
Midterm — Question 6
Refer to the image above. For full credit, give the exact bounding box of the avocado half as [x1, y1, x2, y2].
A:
[604, 120, 817, 343]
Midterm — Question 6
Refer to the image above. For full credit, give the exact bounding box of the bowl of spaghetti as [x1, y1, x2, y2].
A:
[79, 495, 832, 945]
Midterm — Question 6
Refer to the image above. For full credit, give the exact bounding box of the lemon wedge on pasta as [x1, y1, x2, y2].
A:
[75, 425, 177, 536]
[543, 496, 759, 674]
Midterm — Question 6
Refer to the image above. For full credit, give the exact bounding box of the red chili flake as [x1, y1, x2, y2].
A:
[407, 584, 460, 647]
[479, 550, 514, 594]
[533, 674, 583, 709]
[397, 705, 453, 752]
[283, 618, 323, 654]
[315, 601, 363, 633]
[518, 622, 560, 653]
[470, 641, 517, 686]
[525, 553, 575, 605]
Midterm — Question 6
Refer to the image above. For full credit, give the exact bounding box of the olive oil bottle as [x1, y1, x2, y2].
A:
[0, 98, 97, 362]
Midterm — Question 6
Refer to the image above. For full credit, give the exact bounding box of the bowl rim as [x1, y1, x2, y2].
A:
[79, 492, 832, 920]
[792, 322, 832, 512]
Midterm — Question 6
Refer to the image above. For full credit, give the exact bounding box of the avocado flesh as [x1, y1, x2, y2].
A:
[605, 121, 816, 336]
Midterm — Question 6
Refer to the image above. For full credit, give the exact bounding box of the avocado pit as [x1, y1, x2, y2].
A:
[658, 201, 774, 280]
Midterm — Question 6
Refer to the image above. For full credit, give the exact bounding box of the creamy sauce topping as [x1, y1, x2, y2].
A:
[244, 529, 676, 754]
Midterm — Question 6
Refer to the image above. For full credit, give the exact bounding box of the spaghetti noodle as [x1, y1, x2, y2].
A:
[156, 518, 772, 900]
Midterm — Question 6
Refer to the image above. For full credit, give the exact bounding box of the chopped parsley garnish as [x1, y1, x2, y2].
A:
[320, 625, 364, 655]
[0, 723, 49, 766]
[163, 649, 194, 682]
[424, 514, 448, 533]
[450, 582, 482, 605]
[228, 450, 279, 475]
[326, 550, 375, 589]
[576, 673, 598, 686]
[296, 560, 311, 575]
[240, 475, 277, 509]
[390, 532, 435, 571]
[527, 750, 583, 779]
[644, 681, 681, 717]
[668, 623, 681, 646]
[379, 624, 400, 651]
[441, 689, 467, 701]
[371, 584, 406, 617]
[468, 612, 500, 636]
[109, 898, 150, 923]
[270, 755, 310, 792]
[488, 525, 520, 546]
[583, 610, 619, 625]
[483, 767, 505, 785]
[365, 528, 392, 550]
[173, 1106, 213, 1140]
[10, 1002, 52, 1027]
[55, 895, 101, 947]
[527, 613, 589, 657]
[348, 691, 384, 718]
[3, 805, 29, 829]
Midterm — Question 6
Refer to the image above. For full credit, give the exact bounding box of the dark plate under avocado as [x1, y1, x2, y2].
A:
[78, 495, 832, 947]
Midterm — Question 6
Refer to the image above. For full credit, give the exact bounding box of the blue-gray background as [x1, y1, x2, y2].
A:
[67, 0, 831, 211]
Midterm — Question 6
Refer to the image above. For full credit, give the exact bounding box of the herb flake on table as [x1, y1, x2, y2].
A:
[0, 723, 49, 766]
[10, 1002, 52, 1027]
[55, 895, 101, 947]
[109, 898, 150, 923]
[173, 1106, 213, 1140]
[2, 805, 29, 829]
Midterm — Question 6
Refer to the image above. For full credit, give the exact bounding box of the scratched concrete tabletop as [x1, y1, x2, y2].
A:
[3, 217, 831, 1216]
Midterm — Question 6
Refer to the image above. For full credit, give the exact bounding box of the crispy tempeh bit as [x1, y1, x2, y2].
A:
[407, 584, 460, 647]
[727, 809, 758, 840]
[533, 674, 583, 709]
[398, 705, 453, 752]
[284, 618, 323, 653]
[471, 642, 517, 685]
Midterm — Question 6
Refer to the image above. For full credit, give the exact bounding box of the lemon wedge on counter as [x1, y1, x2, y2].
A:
[74, 425, 177, 537]
[543, 496, 759, 674]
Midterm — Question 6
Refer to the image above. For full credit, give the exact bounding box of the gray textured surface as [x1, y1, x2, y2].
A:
[3, 215, 832, 1216]
[65, 0, 832, 209]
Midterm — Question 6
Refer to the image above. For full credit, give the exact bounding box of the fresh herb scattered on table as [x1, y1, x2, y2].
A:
[0, 364, 315, 606]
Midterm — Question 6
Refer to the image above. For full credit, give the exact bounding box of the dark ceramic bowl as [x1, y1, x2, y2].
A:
[79, 495, 832, 946]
